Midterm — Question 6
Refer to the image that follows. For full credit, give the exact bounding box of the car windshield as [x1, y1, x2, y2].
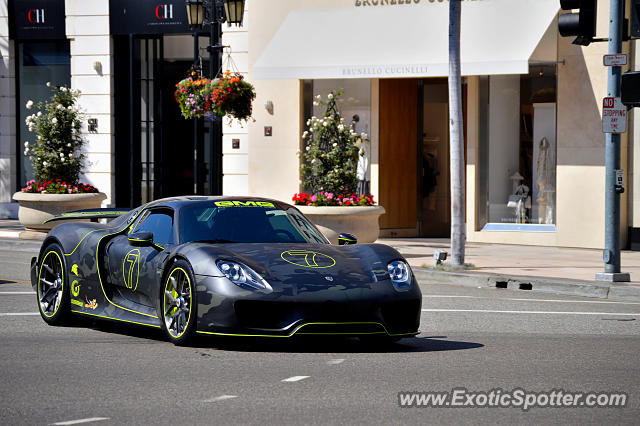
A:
[179, 201, 328, 244]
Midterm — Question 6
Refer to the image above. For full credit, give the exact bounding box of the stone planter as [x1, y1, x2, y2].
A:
[12, 192, 107, 238]
[296, 205, 385, 244]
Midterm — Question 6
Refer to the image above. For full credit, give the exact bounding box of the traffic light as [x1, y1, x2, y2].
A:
[558, 0, 597, 46]
[621, 71, 640, 107]
[631, 0, 640, 38]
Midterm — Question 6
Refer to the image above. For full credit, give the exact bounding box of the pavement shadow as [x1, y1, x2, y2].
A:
[190, 334, 484, 354]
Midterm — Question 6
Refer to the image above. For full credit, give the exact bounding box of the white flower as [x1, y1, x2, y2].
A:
[315, 95, 321, 100]
[338, 124, 345, 131]
[24, 148, 29, 155]
[67, 106, 73, 111]
[61, 157, 65, 162]
[37, 111, 42, 117]
[52, 117, 58, 124]
[59, 153, 64, 158]
[26, 100, 34, 109]
[67, 143, 72, 148]
[42, 161, 48, 166]
[313, 101, 319, 106]
[323, 121, 329, 127]
[46, 82, 51, 87]
[306, 119, 311, 126]
[311, 158, 316, 164]
[311, 116, 316, 120]
[302, 131, 308, 138]
[68, 153, 73, 158]
[57, 104, 64, 110]
[305, 146, 310, 151]
[24, 141, 29, 147]
[328, 93, 334, 100]
[60, 87, 67, 92]
[361, 132, 367, 138]
[332, 143, 337, 147]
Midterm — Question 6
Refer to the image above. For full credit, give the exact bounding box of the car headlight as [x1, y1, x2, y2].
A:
[216, 260, 272, 292]
[387, 260, 412, 291]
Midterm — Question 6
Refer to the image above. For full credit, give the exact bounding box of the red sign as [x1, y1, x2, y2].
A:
[603, 97, 627, 133]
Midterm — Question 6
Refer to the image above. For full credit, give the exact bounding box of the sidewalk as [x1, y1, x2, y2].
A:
[2, 219, 639, 301]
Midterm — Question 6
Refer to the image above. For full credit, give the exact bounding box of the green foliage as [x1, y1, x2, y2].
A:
[23, 84, 86, 185]
[300, 90, 364, 195]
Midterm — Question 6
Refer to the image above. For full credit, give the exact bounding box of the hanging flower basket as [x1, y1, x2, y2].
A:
[175, 71, 255, 122]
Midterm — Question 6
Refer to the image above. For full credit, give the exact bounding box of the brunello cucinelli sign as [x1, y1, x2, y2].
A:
[354, 0, 486, 5]
[110, 0, 211, 35]
[9, 0, 66, 40]
[342, 64, 430, 77]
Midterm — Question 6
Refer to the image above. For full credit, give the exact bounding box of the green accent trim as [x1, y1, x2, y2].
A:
[95, 229, 158, 319]
[280, 250, 336, 269]
[338, 237, 356, 242]
[195, 322, 419, 338]
[64, 229, 101, 257]
[122, 248, 141, 291]
[44, 210, 130, 223]
[71, 309, 161, 328]
[38, 250, 64, 318]
[153, 243, 165, 251]
[71, 299, 83, 307]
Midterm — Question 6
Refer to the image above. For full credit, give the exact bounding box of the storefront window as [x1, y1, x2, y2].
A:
[17, 41, 71, 186]
[478, 65, 557, 229]
[302, 79, 371, 193]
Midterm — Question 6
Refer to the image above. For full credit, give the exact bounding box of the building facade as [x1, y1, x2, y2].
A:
[1, 0, 640, 250]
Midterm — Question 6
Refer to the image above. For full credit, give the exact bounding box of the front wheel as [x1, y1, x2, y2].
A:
[37, 243, 69, 325]
[161, 260, 197, 345]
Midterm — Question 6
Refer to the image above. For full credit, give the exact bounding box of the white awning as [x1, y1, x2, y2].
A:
[253, 0, 559, 80]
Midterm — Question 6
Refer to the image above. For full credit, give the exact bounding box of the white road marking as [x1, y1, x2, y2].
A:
[327, 359, 345, 365]
[202, 395, 238, 403]
[422, 309, 639, 316]
[282, 376, 310, 382]
[51, 417, 110, 425]
[423, 295, 640, 305]
[0, 292, 35, 295]
[0, 312, 39, 316]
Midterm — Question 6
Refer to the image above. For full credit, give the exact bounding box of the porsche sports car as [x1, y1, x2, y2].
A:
[31, 196, 422, 345]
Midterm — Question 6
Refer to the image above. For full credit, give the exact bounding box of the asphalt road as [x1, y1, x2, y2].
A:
[1, 280, 639, 425]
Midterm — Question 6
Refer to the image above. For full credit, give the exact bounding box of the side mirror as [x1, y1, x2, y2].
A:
[338, 233, 357, 245]
[128, 231, 154, 246]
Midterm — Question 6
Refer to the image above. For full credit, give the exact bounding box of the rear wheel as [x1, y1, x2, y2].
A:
[161, 260, 197, 345]
[37, 243, 69, 325]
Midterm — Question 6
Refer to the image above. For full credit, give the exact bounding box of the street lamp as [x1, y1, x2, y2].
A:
[184, 0, 246, 195]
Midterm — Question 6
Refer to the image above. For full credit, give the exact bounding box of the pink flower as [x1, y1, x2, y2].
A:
[311, 194, 317, 202]
[327, 193, 333, 200]
[68, 189, 72, 194]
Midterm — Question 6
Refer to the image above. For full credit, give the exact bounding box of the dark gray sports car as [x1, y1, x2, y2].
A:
[31, 196, 421, 345]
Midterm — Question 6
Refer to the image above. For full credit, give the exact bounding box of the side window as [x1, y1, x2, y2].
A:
[133, 210, 175, 245]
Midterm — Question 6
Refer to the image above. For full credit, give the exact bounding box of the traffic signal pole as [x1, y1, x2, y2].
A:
[597, 0, 631, 281]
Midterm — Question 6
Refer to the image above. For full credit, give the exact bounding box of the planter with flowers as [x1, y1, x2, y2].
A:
[175, 70, 255, 122]
[12, 83, 106, 237]
[294, 91, 384, 244]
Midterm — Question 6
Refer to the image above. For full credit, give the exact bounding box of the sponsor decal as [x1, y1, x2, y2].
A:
[71, 264, 79, 276]
[281, 250, 336, 269]
[85, 296, 98, 310]
[214, 201, 275, 208]
[123, 249, 141, 291]
[71, 299, 83, 307]
[71, 280, 80, 297]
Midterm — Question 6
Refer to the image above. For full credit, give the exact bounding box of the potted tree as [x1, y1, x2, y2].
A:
[12, 83, 106, 238]
[293, 91, 385, 243]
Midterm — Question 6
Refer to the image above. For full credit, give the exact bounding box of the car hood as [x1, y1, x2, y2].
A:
[181, 242, 405, 293]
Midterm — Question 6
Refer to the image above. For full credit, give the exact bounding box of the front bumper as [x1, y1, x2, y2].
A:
[195, 275, 422, 337]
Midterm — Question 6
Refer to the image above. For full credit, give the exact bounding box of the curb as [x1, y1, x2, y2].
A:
[413, 268, 640, 301]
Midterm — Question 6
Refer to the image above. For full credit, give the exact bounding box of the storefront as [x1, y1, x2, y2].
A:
[0, 0, 249, 213]
[247, 0, 627, 248]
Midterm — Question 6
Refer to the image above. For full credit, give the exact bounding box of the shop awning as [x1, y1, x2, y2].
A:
[253, 0, 559, 79]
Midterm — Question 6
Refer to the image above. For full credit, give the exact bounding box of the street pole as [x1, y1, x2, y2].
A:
[193, 32, 199, 195]
[598, 0, 630, 281]
[210, 6, 223, 195]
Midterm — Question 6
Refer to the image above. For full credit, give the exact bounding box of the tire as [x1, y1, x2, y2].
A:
[37, 243, 70, 325]
[161, 259, 197, 345]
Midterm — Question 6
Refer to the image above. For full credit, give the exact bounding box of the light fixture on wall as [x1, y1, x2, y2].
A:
[264, 100, 274, 115]
[93, 61, 103, 76]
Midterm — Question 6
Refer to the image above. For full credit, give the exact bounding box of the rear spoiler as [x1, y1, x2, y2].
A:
[43, 208, 131, 224]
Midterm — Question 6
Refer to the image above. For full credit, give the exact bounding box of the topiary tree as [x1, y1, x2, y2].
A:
[300, 90, 363, 195]
[23, 83, 86, 185]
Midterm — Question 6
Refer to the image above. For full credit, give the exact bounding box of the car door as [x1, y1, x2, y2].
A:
[105, 207, 175, 308]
